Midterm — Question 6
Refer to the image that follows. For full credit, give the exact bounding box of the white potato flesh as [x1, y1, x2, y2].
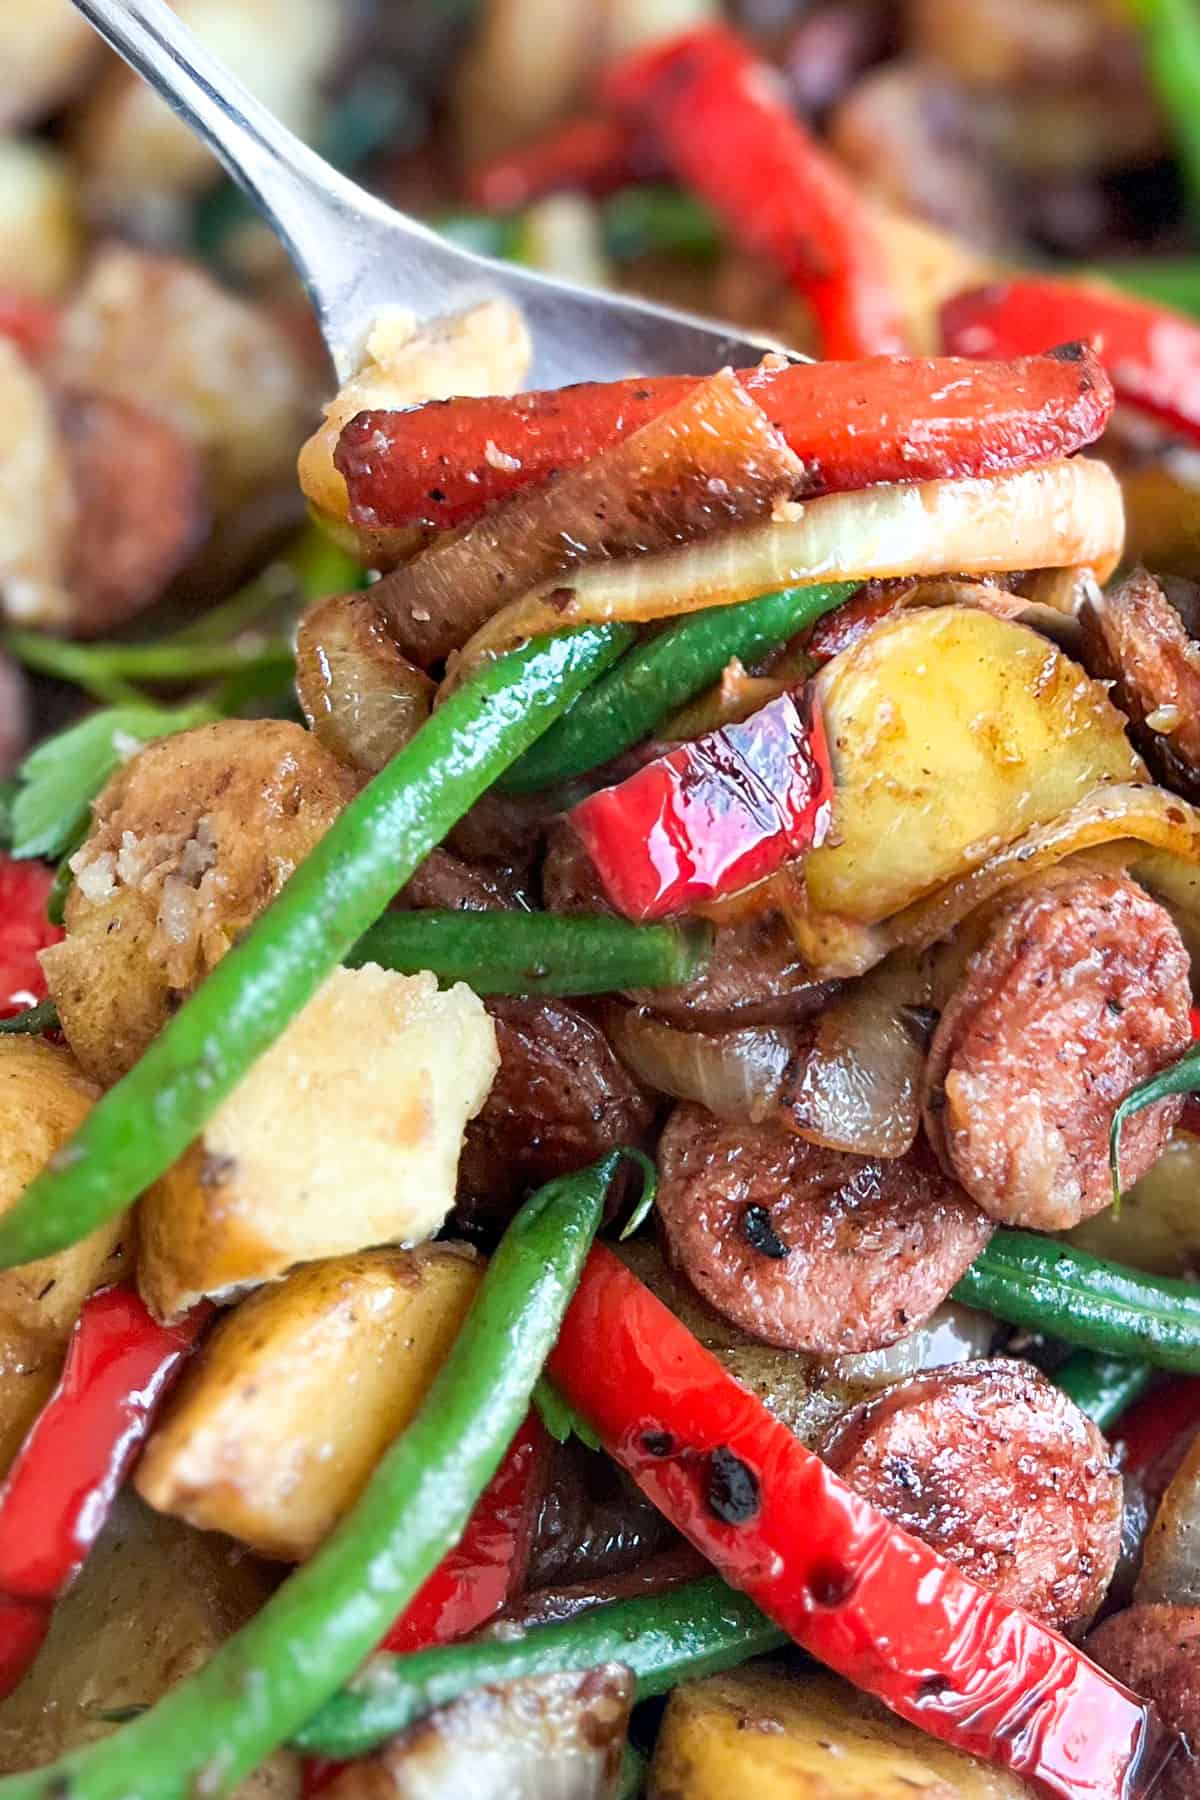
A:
[0, 338, 76, 628]
[0, 138, 80, 299]
[138, 966, 499, 1319]
[136, 1246, 482, 1560]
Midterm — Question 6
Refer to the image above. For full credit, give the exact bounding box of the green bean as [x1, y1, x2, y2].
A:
[601, 187, 721, 262]
[0, 1156, 616, 1800]
[1130, 0, 1200, 222]
[0, 779, 15, 849]
[1092, 259, 1200, 317]
[0, 1000, 59, 1038]
[3, 631, 294, 703]
[0, 625, 630, 1270]
[348, 909, 712, 994]
[45, 849, 75, 928]
[955, 1232, 1200, 1372]
[1053, 1350, 1154, 1431]
[437, 210, 525, 260]
[294, 1576, 785, 1759]
[503, 581, 857, 791]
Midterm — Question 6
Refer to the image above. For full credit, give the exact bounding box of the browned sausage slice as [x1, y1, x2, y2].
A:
[654, 1104, 992, 1355]
[1081, 568, 1200, 798]
[61, 388, 205, 636]
[923, 870, 1190, 1231]
[1086, 1605, 1200, 1800]
[823, 1359, 1123, 1633]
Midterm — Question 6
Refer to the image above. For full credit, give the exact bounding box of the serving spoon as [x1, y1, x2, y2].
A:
[69, 0, 777, 387]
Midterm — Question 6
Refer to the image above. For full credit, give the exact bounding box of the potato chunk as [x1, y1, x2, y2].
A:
[0, 1493, 296, 1799]
[0, 1, 97, 130]
[42, 718, 358, 1085]
[0, 1039, 128, 1472]
[51, 245, 316, 516]
[0, 338, 76, 629]
[138, 966, 499, 1319]
[650, 1666, 1028, 1799]
[137, 1245, 482, 1559]
[0, 138, 81, 299]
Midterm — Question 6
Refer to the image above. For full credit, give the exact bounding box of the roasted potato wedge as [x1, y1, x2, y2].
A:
[804, 607, 1142, 926]
[136, 1245, 481, 1560]
[1065, 1129, 1200, 1277]
[297, 300, 531, 565]
[43, 718, 358, 1086]
[52, 245, 316, 516]
[0, 1038, 128, 1473]
[0, 338, 76, 630]
[650, 1665, 1030, 1799]
[0, 1492, 296, 1799]
[0, 138, 81, 299]
[138, 966, 498, 1320]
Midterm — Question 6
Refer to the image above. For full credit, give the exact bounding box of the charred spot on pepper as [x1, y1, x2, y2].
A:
[1046, 340, 1087, 364]
[706, 1446, 761, 1524]
[916, 1673, 954, 1705]
[806, 1559, 859, 1607]
[741, 1204, 788, 1260]
[641, 1429, 676, 1458]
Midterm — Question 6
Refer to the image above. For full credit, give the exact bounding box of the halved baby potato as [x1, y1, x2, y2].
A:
[650, 1665, 1029, 1799]
[135, 1244, 482, 1560]
[0, 1038, 128, 1473]
[137, 966, 498, 1320]
[0, 138, 81, 299]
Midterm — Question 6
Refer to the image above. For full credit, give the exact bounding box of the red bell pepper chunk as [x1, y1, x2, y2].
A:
[0, 293, 59, 361]
[942, 277, 1200, 448]
[0, 1286, 208, 1695]
[0, 857, 63, 1019]
[548, 1245, 1179, 1800]
[1113, 1377, 1200, 1490]
[336, 346, 1113, 533]
[600, 25, 906, 359]
[569, 688, 833, 921]
[466, 115, 660, 212]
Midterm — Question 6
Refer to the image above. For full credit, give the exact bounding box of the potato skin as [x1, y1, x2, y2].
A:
[650, 1665, 1029, 1800]
[137, 967, 498, 1319]
[0, 1492, 296, 1800]
[42, 718, 357, 1085]
[136, 1245, 482, 1560]
[0, 1038, 128, 1472]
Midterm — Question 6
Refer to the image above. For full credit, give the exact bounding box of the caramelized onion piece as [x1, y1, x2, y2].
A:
[1136, 1429, 1200, 1607]
[606, 1005, 796, 1124]
[295, 592, 433, 774]
[825, 1302, 996, 1390]
[376, 366, 802, 668]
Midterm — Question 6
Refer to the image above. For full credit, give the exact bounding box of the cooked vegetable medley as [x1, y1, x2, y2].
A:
[14, 3, 1200, 1798]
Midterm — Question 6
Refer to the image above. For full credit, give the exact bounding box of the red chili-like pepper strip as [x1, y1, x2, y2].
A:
[302, 1415, 548, 1795]
[549, 1246, 1179, 1800]
[0, 1286, 208, 1695]
[336, 345, 1112, 533]
[0, 293, 59, 361]
[466, 115, 661, 212]
[601, 25, 905, 358]
[0, 858, 62, 1019]
[1113, 1377, 1200, 1489]
[942, 277, 1200, 447]
[569, 688, 833, 922]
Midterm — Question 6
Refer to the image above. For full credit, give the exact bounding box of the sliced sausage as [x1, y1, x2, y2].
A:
[399, 846, 528, 913]
[1081, 567, 1200, 799]
[923, 870, 1190, 1231]
[542, 822, 839, 1027]
[61, 388, 205, 636]
[823, 1359, 1123, 1634]
[1086, 1605, 1200, 1799]
[455, 997, 658, 1230]
[654, 1104, 993, 1356]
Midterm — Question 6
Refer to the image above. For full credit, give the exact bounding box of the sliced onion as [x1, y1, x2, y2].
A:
[381, 366, 802, 668]
[606, 1004, 796, 1123]
[1136, 1429, 1200, 1606]
[824, 1302, 997, 1390]
[446, 456, 1124, 681]
[785, 948, 931, 1157]
[793, 781, 1200, 978]
[295, 592, 433, 773]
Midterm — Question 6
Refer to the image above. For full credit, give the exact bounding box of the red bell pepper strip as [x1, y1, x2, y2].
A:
[548, 1245, 1179, 1800]
[466, 115, 661, 212]
[336, 345, 1113, 533]
[0, 294, 59, 361]
[942, 277, 1200, 447]
[1113, 1377, 1200, 1492]
[569, 688, 833, 922]
[0, 1286, 208, 1696]
[0, 857, 62, 1019]
[600, 25, 906, 359]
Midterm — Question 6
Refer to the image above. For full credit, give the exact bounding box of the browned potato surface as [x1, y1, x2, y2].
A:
[0, 1493, 296, 1799]
[650, 1665, 1032, 1799]
[0, 1038, 128, 1473]
[137, 966, 498, 1319]
[136, 1245, 482, 1560]
[42, 718, 358, 1085]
